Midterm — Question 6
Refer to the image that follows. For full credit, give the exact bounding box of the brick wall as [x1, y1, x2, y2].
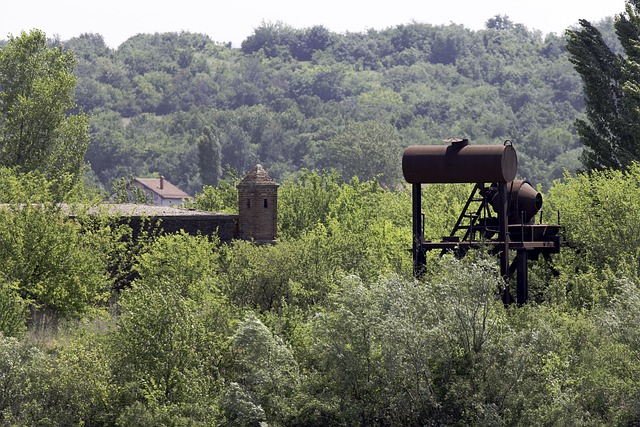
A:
[123, 214, 238, 241]
[238, 187, 277, 241]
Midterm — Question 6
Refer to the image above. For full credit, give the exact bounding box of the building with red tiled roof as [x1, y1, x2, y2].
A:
[133, 176, 191, 206]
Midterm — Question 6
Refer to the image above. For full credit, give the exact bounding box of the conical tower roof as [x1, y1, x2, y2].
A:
[237, 164, 278, 187]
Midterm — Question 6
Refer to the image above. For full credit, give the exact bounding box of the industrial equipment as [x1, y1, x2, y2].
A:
[403, 139, 560, 304]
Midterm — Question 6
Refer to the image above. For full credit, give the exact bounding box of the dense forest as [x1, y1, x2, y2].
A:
[5, 9, 640, 427]
[57, 15, 616, 192]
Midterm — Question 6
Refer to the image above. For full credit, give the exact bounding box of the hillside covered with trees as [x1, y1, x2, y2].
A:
[5, 4, 640, 426]
[57, 15, 619, 193]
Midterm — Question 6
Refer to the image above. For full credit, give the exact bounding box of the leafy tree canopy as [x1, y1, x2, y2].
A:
[46, 17, 595, 192]
[567, 0, 640, 170]
[0, 29, 90, 193]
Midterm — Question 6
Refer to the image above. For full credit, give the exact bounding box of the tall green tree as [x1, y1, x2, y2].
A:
[326, 121, 402, 186]
[0, 29, 90, 184]
[197, 125, 221, 186]
[566, 1, 640, 170]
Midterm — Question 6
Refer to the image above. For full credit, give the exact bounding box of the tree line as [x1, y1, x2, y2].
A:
[57, 14, 609, 193]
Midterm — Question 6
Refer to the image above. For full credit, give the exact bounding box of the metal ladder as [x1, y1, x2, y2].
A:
[446, 183, 492, 243]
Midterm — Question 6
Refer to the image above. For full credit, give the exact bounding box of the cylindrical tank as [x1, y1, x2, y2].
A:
[490, 180, 542, 224]
[402, 140, 518, 184]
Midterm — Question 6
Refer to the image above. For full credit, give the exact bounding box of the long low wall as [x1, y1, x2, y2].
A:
[82, 204, 239, 241]
[0, 203, 239, 241]
[123, 213, 238, 241]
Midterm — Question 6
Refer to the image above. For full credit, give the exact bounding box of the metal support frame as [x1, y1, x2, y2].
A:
[497, 182, 509, 279]
[411, 182, 559, 306]
[412, 183, 426, 277]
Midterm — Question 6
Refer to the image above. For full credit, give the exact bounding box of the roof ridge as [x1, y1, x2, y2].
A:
[237, 164, 278, 187]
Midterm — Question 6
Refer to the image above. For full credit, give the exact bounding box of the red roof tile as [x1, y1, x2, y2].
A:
[134, 177, 191, 199]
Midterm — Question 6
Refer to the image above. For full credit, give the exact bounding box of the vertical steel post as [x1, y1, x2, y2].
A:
[412, 183, 426, 276]
[516, 250, 529, 305]
[498, 183, 509, 279]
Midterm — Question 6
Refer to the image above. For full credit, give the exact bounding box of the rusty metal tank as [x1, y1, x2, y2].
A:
[402, 139, 518, 184]
[495, 180, 542, 224]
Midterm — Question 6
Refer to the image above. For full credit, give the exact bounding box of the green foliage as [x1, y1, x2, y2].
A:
[0, 282, 28, 337]
[56, 20, 586, 191]
[566, 1, 640, 170]
[219, 382, 268, 427]
[0, 335, 48, 424]
[217, 172, 415, 317]
[112, 281, 227, 424]
[217, 236, 332, 312]
[0, 168, 120, 333]
[133, 231, 220, 296]
[419, 182, 475, 241]
[37, 323, 116, 426]
[222, 312, 300, 425]
[546, 164, 640, 307]
[6, 18, 640, 420]
[189, 166, 239, 213]
[485, 15, 516, 31]
[320, 177, 412, 282]
[197, 125, 222, 186]
[85, 108, 128, 183]
[298, 255, 507, 425]
[291, 256, 640, 426]
[277, 169, 342, 239]
[5, 162, 640, 424]
[0, 203, 109, 324]
[0, 166, 91, 204]
[111, 233, 236, 423]
[114, 284, 211, 404]
[0, 30, 90, 190]
[325, 121, 402, 187]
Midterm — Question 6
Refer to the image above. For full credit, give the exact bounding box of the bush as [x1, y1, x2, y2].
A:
[0, 204, 109, 329]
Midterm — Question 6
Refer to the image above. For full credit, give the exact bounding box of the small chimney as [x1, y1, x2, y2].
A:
[160, 175, 164, 190]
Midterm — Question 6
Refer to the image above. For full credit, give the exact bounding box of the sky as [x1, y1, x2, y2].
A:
[0, 0, 627, 49]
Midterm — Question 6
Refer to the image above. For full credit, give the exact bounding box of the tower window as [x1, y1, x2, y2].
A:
[264, 199, 268, 208]
[247, 199, 251, 208]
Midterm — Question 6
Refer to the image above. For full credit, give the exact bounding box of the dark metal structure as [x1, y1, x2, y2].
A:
[403, 139, 560, 304]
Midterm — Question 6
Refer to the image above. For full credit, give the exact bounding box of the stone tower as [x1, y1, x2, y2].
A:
[237, 164, 278, 243]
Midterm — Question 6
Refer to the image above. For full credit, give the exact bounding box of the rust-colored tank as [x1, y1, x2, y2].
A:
[495, 180, 542, 224]
[402, 139, 517, 184]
